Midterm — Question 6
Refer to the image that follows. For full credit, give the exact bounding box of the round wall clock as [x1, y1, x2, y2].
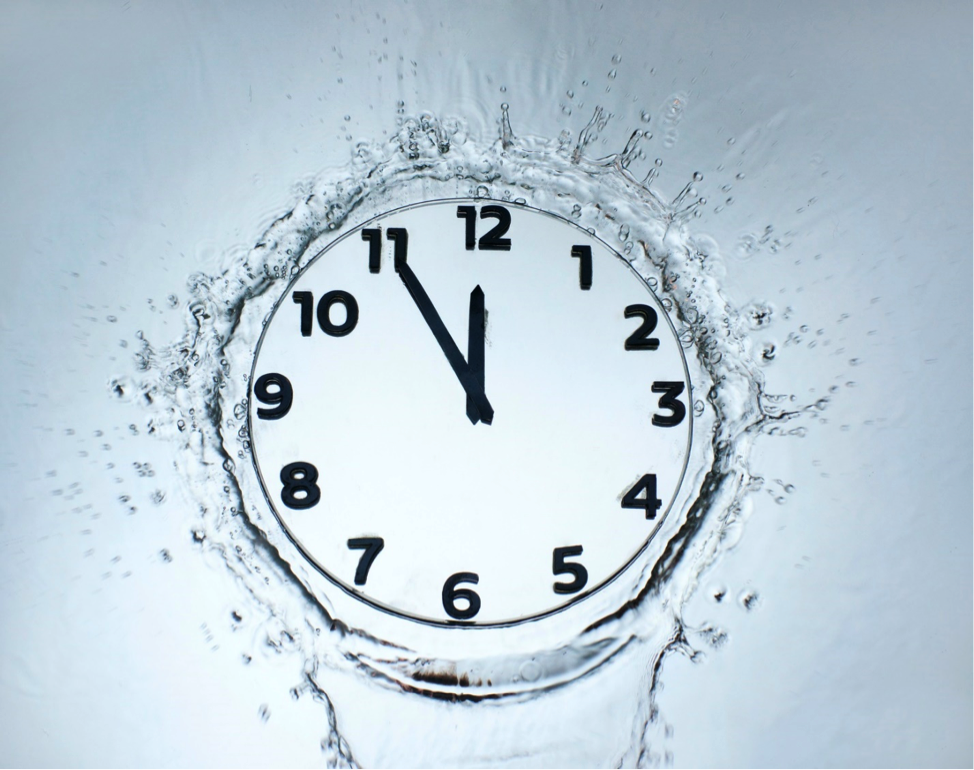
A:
[247, 198, 692, 666]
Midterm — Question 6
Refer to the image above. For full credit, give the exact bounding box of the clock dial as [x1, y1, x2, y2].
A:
[248, 199, 692, 626]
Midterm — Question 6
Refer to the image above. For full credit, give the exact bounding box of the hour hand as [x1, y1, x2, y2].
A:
[389, 228, 493, 425]
[466, 285, 486, 425]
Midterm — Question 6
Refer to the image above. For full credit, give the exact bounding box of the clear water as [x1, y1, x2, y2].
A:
[1, 3, 970, 767]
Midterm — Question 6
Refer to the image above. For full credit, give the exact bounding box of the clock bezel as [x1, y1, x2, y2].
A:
[246, 197, 694, 629]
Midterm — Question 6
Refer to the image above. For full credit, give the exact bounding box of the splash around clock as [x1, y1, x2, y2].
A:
[124, 108, 775, 698]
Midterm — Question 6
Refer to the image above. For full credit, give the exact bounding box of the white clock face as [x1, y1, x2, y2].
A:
[248, 199, 692, 626]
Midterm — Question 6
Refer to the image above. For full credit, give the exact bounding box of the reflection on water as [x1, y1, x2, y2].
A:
[114, 108, 826, 763]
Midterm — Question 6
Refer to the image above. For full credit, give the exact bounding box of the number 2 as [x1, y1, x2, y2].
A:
[624, 304, 659, 350]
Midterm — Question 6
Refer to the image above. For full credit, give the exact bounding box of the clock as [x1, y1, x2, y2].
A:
[247, 198, 691, 637]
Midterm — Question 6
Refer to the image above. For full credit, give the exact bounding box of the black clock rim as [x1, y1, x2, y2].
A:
[246, 196, 695, 629]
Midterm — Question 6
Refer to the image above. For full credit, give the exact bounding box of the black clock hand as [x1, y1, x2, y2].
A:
[466, 285, 486, 425]
[389, 228, 493, 425]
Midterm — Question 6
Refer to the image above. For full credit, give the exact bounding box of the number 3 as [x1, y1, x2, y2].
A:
[651, 381, 686, 427]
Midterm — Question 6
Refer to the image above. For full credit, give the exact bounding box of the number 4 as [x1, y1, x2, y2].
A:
[622, 474, 662, 519]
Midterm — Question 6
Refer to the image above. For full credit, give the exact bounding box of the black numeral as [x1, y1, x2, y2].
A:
[280, 461, 320, 509]
[387, 227, 409, 270]
[347, 537, 384, 585]
[652, 381, 686, 427]
[442, 571, 481, 620]
[622, 474, 662, 519]
[254, 373, 293, 419]
[292, 290, 359, 336]
[362, 228, 382, 273]
[571, 245, 592, 290]
[479, 205, 511, 250]
[552, 546, 588, 594]
[317, 290, 359, 336]
[292, 291, 314, 336]
[455, 205, 511, 251]
[456, 206, 477, 249]
[624, 304, 660, 350]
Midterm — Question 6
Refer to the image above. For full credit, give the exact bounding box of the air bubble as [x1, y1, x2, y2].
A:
[519, 659, 542, 682]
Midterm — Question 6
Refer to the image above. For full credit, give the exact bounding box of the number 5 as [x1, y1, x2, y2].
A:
[552, 546, 588, 594]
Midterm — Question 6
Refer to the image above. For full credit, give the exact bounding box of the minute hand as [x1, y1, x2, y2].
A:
[395, 259, 494, 426]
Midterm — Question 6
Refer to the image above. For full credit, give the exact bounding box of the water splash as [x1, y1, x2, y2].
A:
[115, 107, 823, 763]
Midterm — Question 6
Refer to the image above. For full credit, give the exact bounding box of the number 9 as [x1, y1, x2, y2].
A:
[254, 373, 293, 420]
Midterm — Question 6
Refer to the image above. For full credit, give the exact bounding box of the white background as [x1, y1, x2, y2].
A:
[0, 1, 970, 766]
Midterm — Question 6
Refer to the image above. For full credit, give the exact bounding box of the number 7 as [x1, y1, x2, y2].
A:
[347, 537, 384, 585]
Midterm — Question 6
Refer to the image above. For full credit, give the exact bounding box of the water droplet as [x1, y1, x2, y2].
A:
[519, 659, 542, 682]
[739, 589, 760, 611]
[640, 110, 651, 123]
